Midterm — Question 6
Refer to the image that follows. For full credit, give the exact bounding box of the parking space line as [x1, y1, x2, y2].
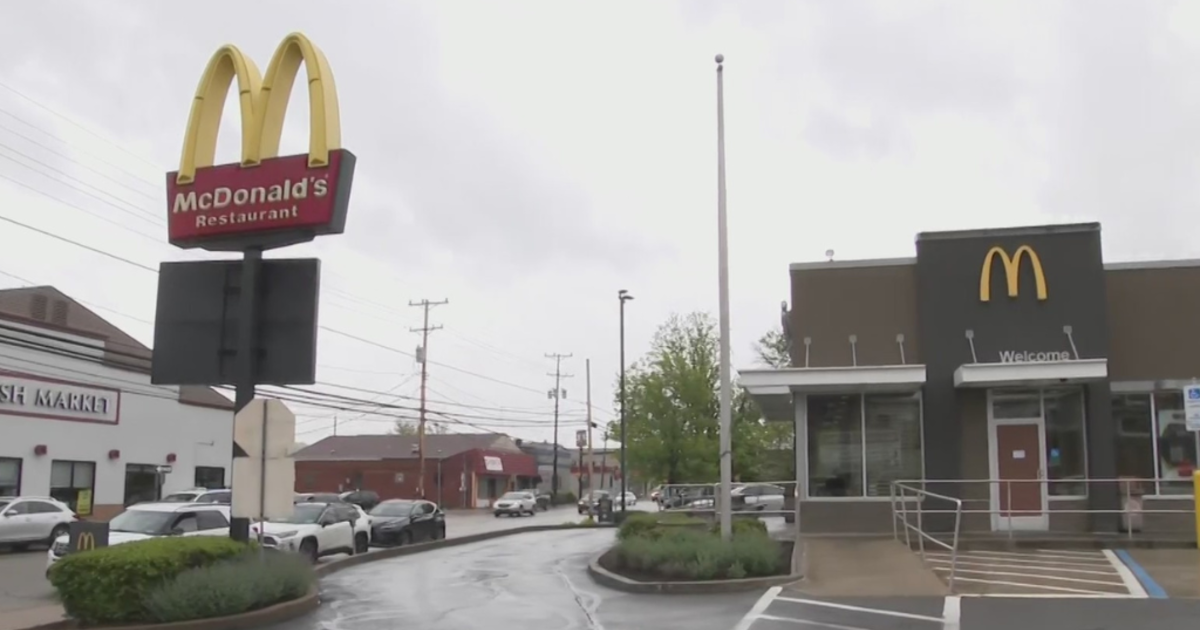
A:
[732, 585, 782, 630]
[927, 556, 1124, 576]
[942, 596, 960, 630]
[1111, 549, 1166, 599]
[754, 614, 870, 629]
[935, 566, 1127, 587]
[773, 596, 944, 623]
[950, 576, 1124, 595]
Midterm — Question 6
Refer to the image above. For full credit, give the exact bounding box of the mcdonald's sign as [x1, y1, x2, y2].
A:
[166, 33, 355, 251]
[979, 245, 1048, 302]
[77, 532, 97, 552]
[67, 521, 109, 553]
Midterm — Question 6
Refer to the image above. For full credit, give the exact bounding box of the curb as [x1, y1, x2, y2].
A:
[19, 587, 320, 630]
[586, 540, 804, 595]
[29, 522, 615, 630]
[315, 522, 616, 578]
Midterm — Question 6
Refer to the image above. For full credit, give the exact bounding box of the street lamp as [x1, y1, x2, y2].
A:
[618, 289, 634, 513]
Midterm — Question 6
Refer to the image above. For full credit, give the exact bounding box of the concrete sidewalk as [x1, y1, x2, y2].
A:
[788, 537, 948, 597]
[0, 604, 65, 630]
[1123, 548, 1200, 598]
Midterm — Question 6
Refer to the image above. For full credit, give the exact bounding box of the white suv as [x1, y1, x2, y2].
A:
[0, 496, 76, 551]
[493, 491, 537, 517]
[46, 502, 231, 572]
[161, 488, 232, 504]
[253, 502, 357, 562]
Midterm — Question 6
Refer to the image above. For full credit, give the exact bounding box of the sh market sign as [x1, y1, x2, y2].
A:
[0, 373, 120, 424]
[166, 32, 356, 251]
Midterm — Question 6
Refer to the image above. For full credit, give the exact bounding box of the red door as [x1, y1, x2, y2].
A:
[996, 423, 1043, 518]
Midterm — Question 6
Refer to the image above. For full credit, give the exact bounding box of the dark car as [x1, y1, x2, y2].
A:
[339, 489, 381, 511]
[368, 499, 446, 546]
[529, 489, 551, 511]
[577, 490, 609, 514]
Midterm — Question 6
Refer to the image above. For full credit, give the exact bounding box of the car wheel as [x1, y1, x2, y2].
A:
[354, 533, 369, 554]
[299, 539, 319, 564]
[47, 524, 68, 548]
[494, 512, 501, 518]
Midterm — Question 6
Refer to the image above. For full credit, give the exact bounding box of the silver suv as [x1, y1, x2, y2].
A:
[0, 496, 77, 550]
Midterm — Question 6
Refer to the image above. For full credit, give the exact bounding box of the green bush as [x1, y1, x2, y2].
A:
[49, 536, 253, 624]
[611, 527, 782, 581]
[721, 517, 769, 538]
[145, 550, 315, 623]
[552, 491, 578, 505]
[617, 511, 706, 540]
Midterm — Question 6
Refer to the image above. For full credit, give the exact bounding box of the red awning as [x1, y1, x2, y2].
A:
[469, 449, 538, 477]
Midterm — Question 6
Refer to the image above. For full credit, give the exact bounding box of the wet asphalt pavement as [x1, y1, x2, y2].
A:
[267, 527, 766, 630]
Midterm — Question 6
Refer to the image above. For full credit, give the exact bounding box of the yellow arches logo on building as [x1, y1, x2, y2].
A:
[77, 532, 96, 552]
[979, 245, 1047, 302]
[175, 32, 342, 185]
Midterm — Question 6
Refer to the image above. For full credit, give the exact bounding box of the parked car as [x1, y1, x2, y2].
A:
[529, 489, 552, 511]
[732, 483, 786, 512]
[161, 488, 232, 504]
[46, 502, 230, 572]
[368, 499, 446, 546]
[339, 489, 381, 511]
[493, 491, 537, 517]
[620, 491, 638, 507]
[577, 490, 610, 514]
[1, 496, 76, 551]
[254, 501, 357, 563]
[649, 486, 663, 504]
[347, 504, 373, 553]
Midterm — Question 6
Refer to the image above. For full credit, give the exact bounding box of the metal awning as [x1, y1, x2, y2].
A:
[953, 359, 1108, 388]
[739, 365, 927, 421]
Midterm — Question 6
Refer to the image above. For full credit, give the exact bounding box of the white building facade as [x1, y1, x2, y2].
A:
[0, 287, 234, 520]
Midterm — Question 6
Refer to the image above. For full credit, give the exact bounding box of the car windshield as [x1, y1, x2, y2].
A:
[500, 492, 527, 500]
[270, 503, 326, 524]
[369, 501, 415, 517]
[161, 493, 198, 503]
[108, 509, 176, 535]
[0, 500, 9, 511]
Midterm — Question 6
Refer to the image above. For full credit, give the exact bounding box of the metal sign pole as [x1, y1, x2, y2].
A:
[231, 247, 263, 544]
[258, 398, 268, 560]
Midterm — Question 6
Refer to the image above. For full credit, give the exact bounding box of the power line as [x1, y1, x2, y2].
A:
[408, 298, 448, 498]
[545, 352, 573, 495]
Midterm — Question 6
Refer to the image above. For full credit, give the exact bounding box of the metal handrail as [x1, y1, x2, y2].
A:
[890, 481, 963, 593]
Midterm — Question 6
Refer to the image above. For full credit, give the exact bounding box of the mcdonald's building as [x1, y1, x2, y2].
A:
[740, 222, 1199, 536]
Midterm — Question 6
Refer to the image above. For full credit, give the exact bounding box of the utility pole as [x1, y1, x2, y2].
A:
[410, 298, 449, 498]
[714, 54, 734, 541]
[546, 353, 573, 497]
[586, 359, 594, 495]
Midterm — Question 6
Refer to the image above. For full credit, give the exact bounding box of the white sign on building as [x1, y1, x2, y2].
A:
[0, 373, 120, 424]
[1183, 384, 1200, 432]
[483, 455, 503, 472]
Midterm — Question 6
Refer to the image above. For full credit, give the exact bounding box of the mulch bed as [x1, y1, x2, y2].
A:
[598, 540, 794, 583]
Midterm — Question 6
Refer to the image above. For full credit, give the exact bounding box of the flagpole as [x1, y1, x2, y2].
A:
[715, 53, 733, 542]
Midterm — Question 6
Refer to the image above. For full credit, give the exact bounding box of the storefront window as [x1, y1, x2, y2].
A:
[807, 393, 923, 498]
[1154, 392, 1196, 495]
[1043, 389, 1086, 496]
[863, 394, 922, 497]
[1110, 392, 1199, 496]
[124, 464, 159, 506]
[0, 457, 21, 495]
[50, 460, 95, 515]
[807, 395, 863, 497]
[1113, 395, 1154, 482]
[194, 467, 225, 489]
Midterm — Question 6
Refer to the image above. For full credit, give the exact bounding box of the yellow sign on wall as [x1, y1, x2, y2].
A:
[979, 245, 1048, 302]
[75, 489, 93, 517]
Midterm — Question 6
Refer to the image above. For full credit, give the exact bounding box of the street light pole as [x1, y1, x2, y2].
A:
[714, 54, 734, 542]
[618, 289, 634, 513]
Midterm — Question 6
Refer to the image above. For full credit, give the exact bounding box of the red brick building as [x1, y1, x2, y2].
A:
[293, 433, 540, 509]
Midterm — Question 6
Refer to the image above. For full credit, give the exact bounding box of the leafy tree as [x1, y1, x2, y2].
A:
[753, 327, 791, 368]
[610, 312, 792, 486]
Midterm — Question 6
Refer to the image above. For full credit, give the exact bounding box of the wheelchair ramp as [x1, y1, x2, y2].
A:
[791, 537, 948, 597]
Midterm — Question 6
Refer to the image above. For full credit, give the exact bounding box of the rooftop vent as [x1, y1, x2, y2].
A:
[30, 294, 47, 320]
[50, 300, 68, 326]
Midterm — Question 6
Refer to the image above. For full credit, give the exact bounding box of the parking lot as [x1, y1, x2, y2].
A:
[922, 549, 1145, 597]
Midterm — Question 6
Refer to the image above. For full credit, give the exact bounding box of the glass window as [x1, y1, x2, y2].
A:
[1113, 394, 1155, 482]
[194, 510, 229, 530]
[49, 460, 95, 515]
[0, 457, 20, 496]
[1155, 392, 1196, 495]
[1043, 389, 1086, 496]
[172, 514, 199, 533]
[194, 467, 225, 489]
[807, 395, 864, 497]
[863, 394, 923, 497]
[992, 390, 1042, 419]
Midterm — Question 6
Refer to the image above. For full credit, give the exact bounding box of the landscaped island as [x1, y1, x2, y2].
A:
[48, 537, 315, 625]
[600, 512, 791, 582]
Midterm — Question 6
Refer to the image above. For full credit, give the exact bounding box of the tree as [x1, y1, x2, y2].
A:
[392, 419, 449, 436]
[753, 327, 791, 368]
[610, 312, 785, 486]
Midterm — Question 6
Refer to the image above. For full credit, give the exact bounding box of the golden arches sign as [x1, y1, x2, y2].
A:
[175, 32, 342, 186]
[979, 245, 1048, 302]
[77, 532, 97, 552]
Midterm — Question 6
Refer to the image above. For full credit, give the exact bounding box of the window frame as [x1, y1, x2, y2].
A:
[803, 392, 926, 501]
[49, 459, 96, 515]
[0, 457, 22, 496]
[1114, 390, 1200, 498]
[193, 466, 226, 490]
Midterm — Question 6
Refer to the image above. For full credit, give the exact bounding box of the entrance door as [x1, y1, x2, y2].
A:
[992, 421, 1048, 530]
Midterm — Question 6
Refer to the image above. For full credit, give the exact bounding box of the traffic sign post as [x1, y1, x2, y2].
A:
[231, 398, 297, 552]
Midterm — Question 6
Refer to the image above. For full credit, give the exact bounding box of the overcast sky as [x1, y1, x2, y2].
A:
[0, 0, 1196, 447]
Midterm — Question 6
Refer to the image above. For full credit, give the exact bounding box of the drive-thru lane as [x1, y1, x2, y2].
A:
[268, 527, 765, 630]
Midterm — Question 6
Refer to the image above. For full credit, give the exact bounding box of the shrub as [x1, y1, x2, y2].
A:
[552, 491, 577, 505]
[49, 536, 253, 624]
[145, 550, 315, 623]
[721, 517, 769, 538]
[611, 527, 782, 580]
[617, 511, 706, 540]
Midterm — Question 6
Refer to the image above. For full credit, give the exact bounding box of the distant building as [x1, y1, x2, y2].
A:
[514, 439, 576, 495]
[293, 433, 539, 509]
